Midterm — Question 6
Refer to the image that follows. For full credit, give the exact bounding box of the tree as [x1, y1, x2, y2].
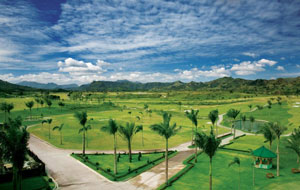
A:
[208, 109, 219, 136]
[286, 127, 300, 168]
[248, 149, 255, 190]
[241, 114, 247, 131]
[195, 129, 221, 190]
[74, 111, 88, 155]
[119, 122, 142, 162]
[178, 101, 182, 111]
[269, 122, 287, 176]
[0, 102, 14, 122]
[47, 118, 52, 139]
[101, 119, 119, 175]
[249, 116, 255, 131]
[248, 104, 252, 111]
[260, 123, 276, 150]
[226, 109, 240, 138]
[25, 101, 34, 119]
[150, 112, 181, 185]
[40, 99, 44, 108]
[58, 102, 65, 112]
[45, 99, 52, 109]
[34, 98, 40, 110]
[185, 109, 199, 163]
[53, 124, 64, 145]
[0, 117, 29, 190]
[228, 157, 241, 190]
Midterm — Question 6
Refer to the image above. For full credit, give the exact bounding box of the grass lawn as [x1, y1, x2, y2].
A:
[0, 176, 55, 190]
[72, 151, 177, 181]
[166, 135, 300, 190]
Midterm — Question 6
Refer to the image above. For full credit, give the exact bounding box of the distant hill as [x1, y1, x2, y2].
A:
[0, 79, 35, 93]
[79, 77, 300, 95]
[18, 81, 78, 90]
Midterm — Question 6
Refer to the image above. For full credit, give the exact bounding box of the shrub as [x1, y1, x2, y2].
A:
[107, 168, 111, 172]
[128, 166, 131, 172]
[48, 178, 53, 183]
[147, 159, 150, 164]
[96, 162, 99, 166]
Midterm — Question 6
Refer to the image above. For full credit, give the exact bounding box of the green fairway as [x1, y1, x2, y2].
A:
[166, 135, 300, 190]
[72, 151, 177, 181]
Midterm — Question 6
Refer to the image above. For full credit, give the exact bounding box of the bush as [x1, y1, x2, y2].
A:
[107, 168, 111, 172]
[128, 167, 131, 172]
[147, 159, 150, 164]
[138, 152, 142, 161]
[48, 178, 53, 183]
[96, 162, 99, 166]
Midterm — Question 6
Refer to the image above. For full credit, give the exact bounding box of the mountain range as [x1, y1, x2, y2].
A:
[1, 76, 300, 95]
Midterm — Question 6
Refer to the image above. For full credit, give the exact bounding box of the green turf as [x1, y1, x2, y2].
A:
[72, 151, 177, 181]
[166, 135, 300, 190]
[0, 176, 54, 190]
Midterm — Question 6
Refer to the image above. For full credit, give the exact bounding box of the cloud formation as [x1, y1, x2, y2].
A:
[231, 59, 277, 75]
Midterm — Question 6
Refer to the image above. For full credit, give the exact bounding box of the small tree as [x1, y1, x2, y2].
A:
[226, 109, 240, 138]
[269, 122, 287, 176]
[0, 117, 29, 190]
[260, 123, 276, 150]
[228, 157, 241, 190]
[0, 102, 14, 122]
[74, 111, 88, 155]
[45, 99, 52, 109]
[241, 115, 247, 131]
[53, 124, 64, 145]
[119, 122, 142, 162]
[101, 119, 119, 175]
[58, 102, 65, 112]
[47, 119, 52, 139]
[249, 116, 255, 131]
[150, 112, 181, 185]
[195, 129, 221, 190]
[25, 101, 34, 119]
[185, 109, 199, 163]
[248, 104, 252, 111]
[286, 126, 300, 168]
[208, 109, 219, 136]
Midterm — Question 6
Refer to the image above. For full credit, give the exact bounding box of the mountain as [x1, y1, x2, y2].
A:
[79, 77, 300, 95]
[18, 81, 78, 90]
[0, 79, 35, 93]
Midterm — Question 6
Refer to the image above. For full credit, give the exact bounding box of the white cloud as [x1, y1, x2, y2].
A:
[242, 52, 257, 58]
[231, 59, 277, 75]
[276, 66, 285, 71]
[178, 66, 230, 79]
[58, 58, 110, 75]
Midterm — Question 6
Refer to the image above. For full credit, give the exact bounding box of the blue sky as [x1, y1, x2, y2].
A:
[0, 0, 300, 85]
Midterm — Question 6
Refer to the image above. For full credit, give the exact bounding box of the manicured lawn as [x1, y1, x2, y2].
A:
[166, 135, 300, 190]
[72, 151, 177, 181]
[0, 176, 55, 190]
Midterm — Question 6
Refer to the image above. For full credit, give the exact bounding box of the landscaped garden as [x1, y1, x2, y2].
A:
[72, 151, 177, 181]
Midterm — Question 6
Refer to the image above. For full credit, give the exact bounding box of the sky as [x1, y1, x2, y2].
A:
[0, 0, 300, 85]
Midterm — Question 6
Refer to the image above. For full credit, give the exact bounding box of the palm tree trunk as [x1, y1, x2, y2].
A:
[113, 134, 117, 175]
[60, 131, 63, 145]
[215, 124, 218, 137]
[0, 158, 3, 174]
[83, 130, 86, 155]
[86, 131, 88, 148]
[128, 140, 132, 162]
[195, 125, 198, 163]
[142, 129, 144, 146]
[209, 157, 212, 190]
[252, 165, 255, 190]
[165, 139, 169, 186]
[238, 166, 240, 190]
[30, 109, 32, 120]
[269, 141, 272, 150]
[276, 139, 280, 176]
[48, 124, 51, 139]
[12, 166, 19, 190]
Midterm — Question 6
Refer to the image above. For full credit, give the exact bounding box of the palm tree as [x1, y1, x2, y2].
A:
[150, 112, 181, 185]
[34, 98, 40, 110]
[0, 102, 14, 122]
[53, 124, 64, 145]
[0, 117, 29, 190]
[139, 125, 144, 146]
[260, 123, 276, 150]
[185, 109, 199, 163]
[101, 119, 119, 175]
[248, 149, 255, 190]
[47, 118, 52, 139]
[74, 111, 88, 155]
[58, 101, 65, 111]
[286, 127, 300, 168]
[228, 157, 241, 190]
[241, 114, 247, 131]
[85, 125, 92, 148]
[25, 101, 34, 119]
[195, 129, 221, 190]
[40, 99, 44, 108]
[208, 109, 219, 136]
[269, 122, 287, 176]
[226, 109, 240, 138]
[119, 122, 142, 162]
[249, 116, 255, 132]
